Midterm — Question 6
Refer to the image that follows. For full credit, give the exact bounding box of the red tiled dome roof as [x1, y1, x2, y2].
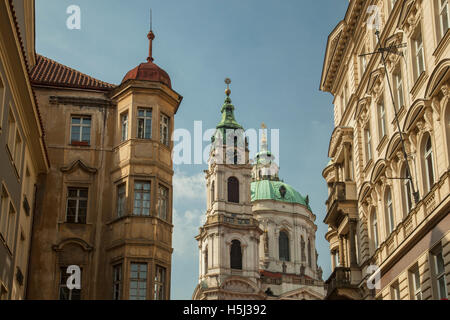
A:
[121, 61, 171, 88]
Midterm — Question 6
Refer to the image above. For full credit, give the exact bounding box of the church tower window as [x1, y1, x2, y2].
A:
[227, 177, 239, 203]
[230, 240, 242, 270]
[279, 231, 290, 261]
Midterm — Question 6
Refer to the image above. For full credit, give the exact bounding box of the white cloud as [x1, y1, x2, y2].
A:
[173, 171, 206, 202]
[173, 208, 204, 256]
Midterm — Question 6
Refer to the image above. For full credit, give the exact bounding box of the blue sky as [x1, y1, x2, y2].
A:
[35, 0, 349, 299]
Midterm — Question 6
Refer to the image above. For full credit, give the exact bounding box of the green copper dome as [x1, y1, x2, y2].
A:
[251, 180, 311, 211]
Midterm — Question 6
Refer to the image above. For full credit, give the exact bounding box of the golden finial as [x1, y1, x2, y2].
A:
[261, 122, 267, 129]
[225, 78, 231, 96]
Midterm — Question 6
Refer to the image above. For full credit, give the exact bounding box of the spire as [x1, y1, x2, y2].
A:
[147, 10, 155, 62]
[260, 123, 268, 152]
[216, 78, 243, 131]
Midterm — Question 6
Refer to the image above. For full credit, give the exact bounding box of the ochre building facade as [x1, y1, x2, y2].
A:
[320, 0, 449, 300]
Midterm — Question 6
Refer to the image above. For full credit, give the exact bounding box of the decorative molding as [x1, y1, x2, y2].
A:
[60, 159, 98, 175]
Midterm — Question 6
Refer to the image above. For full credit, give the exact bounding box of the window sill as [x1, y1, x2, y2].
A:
[376, 135, 389, 154]
[391, 105, 406, 126]
[70, 141, 90, 147]
[433, 29, 450, 61]
[410, 71, 428, 99]
[363, 159, 374, 176]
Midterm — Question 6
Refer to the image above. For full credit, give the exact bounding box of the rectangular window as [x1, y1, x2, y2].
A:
[360, 55, 367, 76]
[133, 181, 151, 216]
[113, 264, 122, 300]
[432, 244, 448, 299]
[71, 116, 91, 145]
[0, 188, 8, 240]
[378, 100, 387, 139]
[365, 127, 372, 162]
[6, 203, 16, 249]
[158, 185, 169, 221]
[439, 0, 449, 40]
[66, 187, 88, 224]
[7, 111, 16, 154]
[154, 265, 166, 300]
[394, 70, 404, 110]
[14, 131, 22, 169]
[410, 266, 422, 300]
[59, 267, 81, 300]
[137, 108, 152, 139]
[413, 29, 425, 81]
[129, 263, 147, 300]
[391, 281, 400, 300]
[160, 114, 170, 146]
[117, 184, 126, 218]
[121, 113, 128, 142]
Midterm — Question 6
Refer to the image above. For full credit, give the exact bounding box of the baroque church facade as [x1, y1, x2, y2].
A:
[192, 84, 325, 300]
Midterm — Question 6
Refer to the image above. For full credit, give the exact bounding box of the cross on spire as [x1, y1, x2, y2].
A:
[225, 78, 231, 96]
[147, 10, 155, 62]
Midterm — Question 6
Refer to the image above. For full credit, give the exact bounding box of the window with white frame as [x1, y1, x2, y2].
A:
[402, 166, 413, 215]
[117, 183, 126, 218]
[410, 266, 422, 300]
[424, 136, 435, 193]
[59, 266, 81, 300]
[438, 0, 449, 41]
[365, 126, 373, 163]
[393, 68, 404, 110]
[133, 181, 151, 216]
[371, 209, 379, 249]
[70, 116, 91, 145]
[0, 187, 8, 239]
[378, 99, 387, 139]
[432, 244, 448, 299]
[120, 112, 128, 142]
[113, 264, 122, 300]
[154, 265, 166, 300]
[333, 250, 340, 269]
[137, 108, 152, 139]
[129, 263, 147, 300]
[360, 49, 367, 77]
[14, 131, 22, 170]
[391, 281, 400, 300]
[160, 113, 170, 146]
[7, 110, 16, 154]
[385, 188, 395, 234]
[158, 185, 169, 221]
[6, 203, 16, 250]
[412, 28, 425, 81]
[66, 187, 88, 224]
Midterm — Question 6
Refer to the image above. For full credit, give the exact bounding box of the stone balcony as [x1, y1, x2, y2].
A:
[325, 267, 362, 300]
[324, 181, 358, 230]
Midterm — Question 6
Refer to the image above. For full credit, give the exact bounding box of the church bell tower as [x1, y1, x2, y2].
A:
[193, 79, 264, 300]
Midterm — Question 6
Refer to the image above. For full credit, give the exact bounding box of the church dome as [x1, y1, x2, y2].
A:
[251, 180, 311, 210]
[121, 61, 171, 88]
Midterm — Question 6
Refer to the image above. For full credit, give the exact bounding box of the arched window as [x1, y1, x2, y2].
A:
[385, 187, 395, 234]
[211, 181, 215, 205]
[424, 135, 435, 193]
[402, 165, 413, 216]
[307, 239, 312, 268]
[278, 231, 290, 261]
[227, 177, 239, 203]
[371, 209, 379, 250]
[204, 245, 208, 274]
[230, 240, 242, 270]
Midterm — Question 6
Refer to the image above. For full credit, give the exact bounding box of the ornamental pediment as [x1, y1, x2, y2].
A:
[366, 67, 385, 96]
[328, 126, 354, 159]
